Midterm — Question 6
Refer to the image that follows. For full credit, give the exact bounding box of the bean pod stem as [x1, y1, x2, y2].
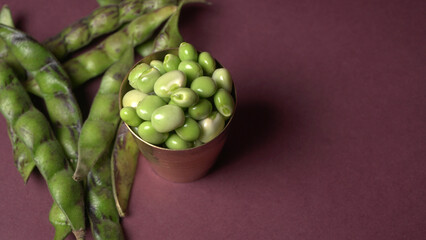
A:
[136, 0, 208, 57]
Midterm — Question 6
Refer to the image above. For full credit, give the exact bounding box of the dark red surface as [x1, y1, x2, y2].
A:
[0, 0, 425, 239]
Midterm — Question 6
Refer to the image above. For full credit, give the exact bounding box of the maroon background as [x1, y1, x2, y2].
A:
[0, 0, 425, 239]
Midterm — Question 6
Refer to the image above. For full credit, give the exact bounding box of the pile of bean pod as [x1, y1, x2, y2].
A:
[120, 42, 235, 149]
[0, 0, 210, 239]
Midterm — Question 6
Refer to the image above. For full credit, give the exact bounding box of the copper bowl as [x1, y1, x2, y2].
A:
[119, 49, 236, 183]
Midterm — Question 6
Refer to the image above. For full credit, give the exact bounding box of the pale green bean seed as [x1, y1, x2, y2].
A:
[170, 88, 199, 108]
[175, 116, 201, 142]
[178, 60, 203, 83]
[151, 105, 185, 133]
[214, 88, 235, 118]
[168, 99, 179, 106]
[178, 42, 198, 61]
[136, 95, 166, 121]
[198, 52, 216, 76]
[198, 111, 225, 143]
[161, 96, 171, 103]
[212, 68, 233, 92]
[169, 100, 188, 111]
[138, 121, 169, 145]
[135, 68, 161, 93]
[191, 76, 217, 98]
[120, 107, 143, 127]
[153, 70, 186, 98]
[165, 133, 193, 150]
[122, 89, 148, 108]
[163, 54, 181, 72]
[188, 99, 212, 120]
[150, 60, 166, 74]
[128, 63, 150, 89]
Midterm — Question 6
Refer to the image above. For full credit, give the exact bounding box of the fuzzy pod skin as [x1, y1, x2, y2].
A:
[0, 60, 86, 239]
[49, 203, 72, 240]
[44, 0, 177, 60]
[62, 5, 176, 88]
[97, 0, 122, 6]
[0, 13, 36, 183]
[0, 8, 25, 81]
[73, 48, 134, 181]
[0, 38, 25, 80]
[135, 37, 155, 57]
[134, 0, 208, 58]
[0, 24, 83, 167]
[111, 121, 139, 217]
[0, 13, 70, 239]
[151, 0, 208, 53]
[6, 114, 35, 183]
[87, 149, 124, 240]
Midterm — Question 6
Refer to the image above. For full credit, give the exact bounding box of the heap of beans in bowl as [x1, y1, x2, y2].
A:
[120, 42, 235, 150]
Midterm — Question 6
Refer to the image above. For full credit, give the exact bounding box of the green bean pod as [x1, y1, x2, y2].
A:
[63, 5, 176, 88]
[135, 0, 207, 57]
[135, 37, 155, 57]
[151, 0, 208, 53]
[0, 39, 25, 81]
[0, 7, 25, 80]
[0, 10, 35, 183]
[44, 0, 177, 60]
[96, 0, 122, 6]
[111, 121, 139, 217]
[6, 123, 35, 183]
[0, 12, 71, 238]
[0, 24, 82, 167]
[73, 48, 134, 181]
[49, 203, 72, 240]
[0, 60, 85, 239]
[87, 150, 124, 240]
